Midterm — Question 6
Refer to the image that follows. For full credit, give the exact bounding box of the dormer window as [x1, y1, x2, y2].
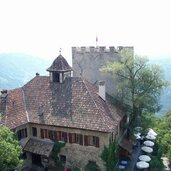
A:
[64, 72, 71, 81]
[47, 54, 73, 83]
[53, 72, 60, 83]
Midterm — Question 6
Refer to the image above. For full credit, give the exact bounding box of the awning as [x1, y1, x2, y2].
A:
[119, 138, 132, 154]
[24, 138, 54, 157]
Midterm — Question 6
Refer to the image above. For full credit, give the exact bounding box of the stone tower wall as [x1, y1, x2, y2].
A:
[72, 46, 134, 96]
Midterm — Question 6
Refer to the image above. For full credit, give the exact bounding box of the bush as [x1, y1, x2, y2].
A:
[72, 168, 81, 171]
[84, 161, 100, 171]
[51, 142, 65, 167]
[150, 155, 163, 171]
[101, 139, 119, 171]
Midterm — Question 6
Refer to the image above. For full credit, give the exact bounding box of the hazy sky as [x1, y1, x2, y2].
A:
[0, 0, 171, 64]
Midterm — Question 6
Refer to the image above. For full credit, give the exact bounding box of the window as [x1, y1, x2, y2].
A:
[52, 73, 60, 82]
[68, 133, 83, 145]
[71, 133, 76, 143]
[32, 127, 37, 137]
[40, 129, 48, 138]
[76, 134, 81, 144]
[17, 128, 27, 140]
[64, 72, 71, 80]
[48, 130, 58, 140]
[22, 152, 27, 159]
[84, 135, 99, 147]
[56, 131, 61, 141]
[61, 132, 68, 143]
[40, 129, 67, 142]
[60, 155, 66, 164]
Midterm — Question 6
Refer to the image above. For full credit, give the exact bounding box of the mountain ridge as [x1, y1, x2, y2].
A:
[0, 53, 51, 89]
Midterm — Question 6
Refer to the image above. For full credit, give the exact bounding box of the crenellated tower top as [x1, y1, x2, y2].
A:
[72, 46, 133, 53]
[72, 45, 134, 96]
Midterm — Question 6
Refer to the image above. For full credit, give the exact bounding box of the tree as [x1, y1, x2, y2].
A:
[100, 48, 167, 128]
[101, 139, 119, 171]
[84, 161, 100, 171]
[0, 126, 23, 171]
[51, 142, 65, 167]
[154, 110, 171, 163]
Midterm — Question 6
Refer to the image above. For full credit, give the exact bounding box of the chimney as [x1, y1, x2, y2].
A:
[1, 90, 8, 98]
[0, 90, 8, 114]
[98, 81, 106, 101]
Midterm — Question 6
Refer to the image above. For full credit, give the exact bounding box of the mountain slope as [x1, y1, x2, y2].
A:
[149, 57, 171, 116]
[0, 53, 51, 89]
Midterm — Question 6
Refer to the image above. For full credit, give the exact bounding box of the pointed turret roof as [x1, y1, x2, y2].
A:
[47, 55, 72, 72]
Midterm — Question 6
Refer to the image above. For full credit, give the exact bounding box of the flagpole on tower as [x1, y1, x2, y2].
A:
[96, 34, 98, 48]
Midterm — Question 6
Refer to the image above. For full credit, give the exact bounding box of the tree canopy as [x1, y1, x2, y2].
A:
[0, 126, 23, 171]
[100, 48, 168, 127]
[155, 110, 171, 162]
[101, 139, 119, 171]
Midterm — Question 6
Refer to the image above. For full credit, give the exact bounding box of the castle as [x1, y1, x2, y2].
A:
[0, 46, 133, 170]
[72, 46, 133, 96]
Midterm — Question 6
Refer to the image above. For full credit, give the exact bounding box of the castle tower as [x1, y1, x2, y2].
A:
[72, 46, 133, 96]
[47, 54, 72, 83]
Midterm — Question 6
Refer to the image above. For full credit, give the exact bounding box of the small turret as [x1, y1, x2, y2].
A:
[47, 54, 72, 83]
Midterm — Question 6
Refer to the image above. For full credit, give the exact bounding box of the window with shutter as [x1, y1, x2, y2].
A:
[61, 132, 68, 143]
[84, 135, 88, 146]
[54, 131, 57, 141]
[72, 133, 76, 143]
[79, 134, 83, 145]
[68, 134, 83, 145]
[17, 131, 21, 140]
[69, 133, 72, 143]
[32, 127, 37, 137]
[96, 137, 100, 147]
[57, 131, 61, 141]
[40, 129, 48, 139]
[17, 128, 27, 140]
[48, 130, 53, 139]
[45, 129, 48, 138]
[83, 135, 100, 147]
[41, 129, 44, 138]
[89, 136, 94, 146]
[25, 128, 27, 137]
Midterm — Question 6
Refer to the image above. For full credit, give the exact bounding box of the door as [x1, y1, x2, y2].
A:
[32, 153, 42, 166]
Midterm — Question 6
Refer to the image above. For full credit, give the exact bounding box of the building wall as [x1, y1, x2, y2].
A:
[59, 128, 109, 170]
[19, 123, 114, 170]
[72, 46, 133, 96]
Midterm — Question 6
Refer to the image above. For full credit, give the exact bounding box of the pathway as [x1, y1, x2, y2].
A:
[126, 142, 142, 171]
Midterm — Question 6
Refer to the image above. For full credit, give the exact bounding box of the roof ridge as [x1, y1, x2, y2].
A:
[82, 78, 98, 109]
[82, 79, 106, 119]
[23, 75, 49, 88]
[84, 80, 116, 130]
[21, 88, 30, 122]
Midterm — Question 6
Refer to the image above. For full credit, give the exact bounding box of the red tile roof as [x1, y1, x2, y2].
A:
[1, 76, 123, 132]
[1, 88, 28, 129]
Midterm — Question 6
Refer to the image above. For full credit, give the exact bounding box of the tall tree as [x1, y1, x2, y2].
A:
[101, 139, 119, 171]
[0, 126, 23, 171]
[100, 48, 167, 127]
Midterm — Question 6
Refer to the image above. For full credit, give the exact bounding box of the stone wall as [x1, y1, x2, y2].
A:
[72, 46, 134, 96]
[26, 123, 111, 170]
[60, 128, 110, 170]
